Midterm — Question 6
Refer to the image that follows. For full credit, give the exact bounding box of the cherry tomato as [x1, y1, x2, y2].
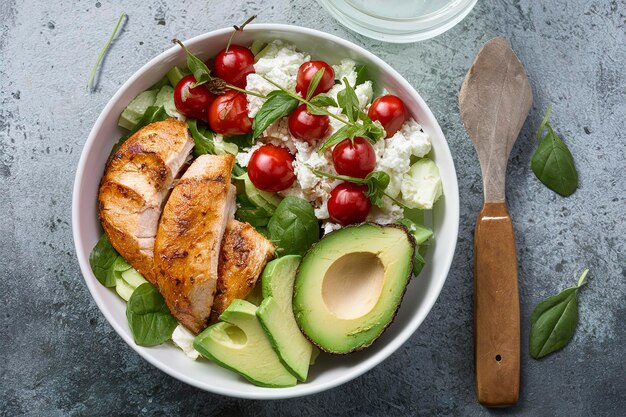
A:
[208, 90, 252, 136]
[296, 61, 335, 98]
[213, 45, 255, 89]
[367, 95, 407, 138]
[328, 182, 371, 225]
[173, 75, 215, 122]
[288, 104, 330, 142]
[332, 137, 376, 179]
[248, 145, 296, 192]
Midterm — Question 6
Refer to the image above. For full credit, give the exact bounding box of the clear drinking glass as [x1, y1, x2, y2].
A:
[317, 0, 477, 43]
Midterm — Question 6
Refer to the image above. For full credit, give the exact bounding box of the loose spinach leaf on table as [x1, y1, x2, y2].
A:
[126, 283, 178, 347]
[267, 196, 320, 257]
[529, 269, 589, 359]
[531, 107, 578, 197]
[252, 90, 299, 138]
[89, 234, 119, 288]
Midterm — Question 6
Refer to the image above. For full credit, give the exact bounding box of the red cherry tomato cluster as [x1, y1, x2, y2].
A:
[174, 44, 411, 228]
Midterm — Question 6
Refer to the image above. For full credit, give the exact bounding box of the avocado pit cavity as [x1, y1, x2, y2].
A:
[322, 252, 385, 320]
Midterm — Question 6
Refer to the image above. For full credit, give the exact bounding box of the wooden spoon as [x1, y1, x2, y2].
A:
[459, 37, 532, 407]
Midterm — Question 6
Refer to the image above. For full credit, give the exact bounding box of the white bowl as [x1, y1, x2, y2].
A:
[72, 24, 459, 399]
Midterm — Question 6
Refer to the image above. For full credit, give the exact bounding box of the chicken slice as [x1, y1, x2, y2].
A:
[210, 220, 275, 323]
[154, 154, 236, 334]
[98, 119, 194, 284]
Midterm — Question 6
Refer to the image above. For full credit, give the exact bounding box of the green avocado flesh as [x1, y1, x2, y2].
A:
[293, 223, 415, 354]
[193, 299, 297, 388]
[257, 255, 313, 381]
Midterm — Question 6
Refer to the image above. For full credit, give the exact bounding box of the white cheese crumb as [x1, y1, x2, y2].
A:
[171, 324, 200, 360]
[246, 40, 310, 118]
[322, 221, 342, 235]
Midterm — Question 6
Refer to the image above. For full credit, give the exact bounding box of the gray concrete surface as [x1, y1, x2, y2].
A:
[1, 0, 624, 415]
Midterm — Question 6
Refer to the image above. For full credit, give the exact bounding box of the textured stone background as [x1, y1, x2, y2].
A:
[1, 0, 624, 415]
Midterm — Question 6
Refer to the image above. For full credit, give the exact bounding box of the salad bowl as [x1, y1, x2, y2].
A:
[72, 23, 459, 399]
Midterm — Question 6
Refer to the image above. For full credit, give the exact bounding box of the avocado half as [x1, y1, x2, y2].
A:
[293, 223, 416, 354]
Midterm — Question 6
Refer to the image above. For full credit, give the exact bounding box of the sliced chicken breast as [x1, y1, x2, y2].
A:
[98, 119, 194, 284]
[210, 220, 275, 323]
[154, 154, 236, 334]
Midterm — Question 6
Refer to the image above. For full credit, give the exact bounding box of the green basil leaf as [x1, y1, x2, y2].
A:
[89, 234, 119, 288]
[360, 119, 385, 143]
[355, 64, 369, 86]
[187, 119, 216, 156]
[318, 125, 358, 154]
[307, 94, 338, 115]
[336, 77, 359, 122]
[184, 50, 211, 87]
[529, 269, 589, 359]
[252, 90, 299, 139]
[126, 283, 178, 347]
[531, 123, 578, 197]
[397, 218, 433, 245]
[306, 67, 326, 101]
[267, 196, 320, 257]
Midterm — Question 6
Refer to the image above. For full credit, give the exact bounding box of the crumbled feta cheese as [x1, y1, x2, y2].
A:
[246, 40, 310, 118]
[367, 197, 405, 224]
[376, 118, 432, 197]
[171, 324, 200, 360]
[322, 221, 342, 235]
[332, 59, 358, 84]
[236, 143, 263, 167]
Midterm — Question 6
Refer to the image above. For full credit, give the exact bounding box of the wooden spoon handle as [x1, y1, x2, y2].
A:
[474, 202, 520, 407]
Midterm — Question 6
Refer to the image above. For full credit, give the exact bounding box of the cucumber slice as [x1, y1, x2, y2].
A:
[121, 268, 148, 288]
[115, 277, 135, 301]
[155, 85, 180, 118]
[249, 40, 267, 56]
[214, 139, 239, 156]
[118, 90, 158, 130]
[166, 66, 188, 86]
[240, 173, 282, 215]
[150, 75, 171, 90]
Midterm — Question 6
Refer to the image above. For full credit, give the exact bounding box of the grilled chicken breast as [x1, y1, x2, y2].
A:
[98, 119, 194, 284]
[154, 154, 236, 334]
[210, 220, 275, 323]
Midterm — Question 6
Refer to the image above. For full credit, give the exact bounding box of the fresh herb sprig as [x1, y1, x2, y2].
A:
[531, 106, 578, 196]
[87, 13, 126, 91]
[259, 76, 384, 152]
[307, 167, 408, 209]
[529, 269, 589, 359]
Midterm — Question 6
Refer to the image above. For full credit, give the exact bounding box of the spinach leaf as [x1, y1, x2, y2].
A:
[531, 107, 578, 197]
[89, 234, 119, 288]
[126, 283, 178, 347]
[252, 90, 299, 138]
[267, 196, 320, 257]
[132, 106, 169, 134]
[187, 119, 215, 156]
[306, 68, 326, 100]
[235, 207, 272, 227]
[529, 269, 589, 359]
[412, 249, 425, 276]
[307, 94, 337, 115]
[336, 77, 360, 122]
[224, 132, 255, 150]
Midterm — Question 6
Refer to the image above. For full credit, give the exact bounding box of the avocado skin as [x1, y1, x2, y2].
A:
[293, 223, 416, 354]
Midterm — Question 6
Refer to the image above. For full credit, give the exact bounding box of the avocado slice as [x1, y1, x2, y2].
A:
[193, 299, 297, 387]
[293, 223, 415, 354]
[257, 255, 313, 381]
